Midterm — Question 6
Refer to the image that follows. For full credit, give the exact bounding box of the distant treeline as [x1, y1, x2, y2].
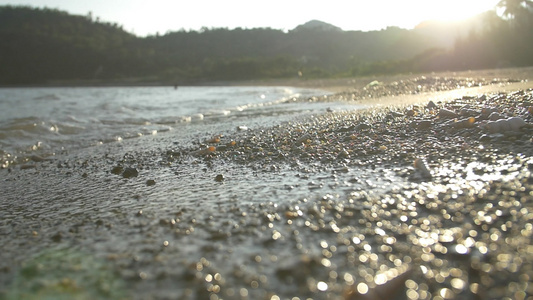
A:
[0, 3, 532, 85]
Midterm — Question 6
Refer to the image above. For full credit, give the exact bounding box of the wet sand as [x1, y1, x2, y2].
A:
[1, 68, 533, 300]
[233, 66, 533, 93]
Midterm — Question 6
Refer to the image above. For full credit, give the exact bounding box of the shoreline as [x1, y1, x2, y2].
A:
[2, 66, 532, 91]
[1, 69, 533, 299]
[232, 66, 533, 92]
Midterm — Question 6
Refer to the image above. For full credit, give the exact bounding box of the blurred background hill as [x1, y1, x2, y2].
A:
[0, 4, 532, 85]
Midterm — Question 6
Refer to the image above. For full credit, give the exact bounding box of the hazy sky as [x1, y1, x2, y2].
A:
[1, 0, 501, 36]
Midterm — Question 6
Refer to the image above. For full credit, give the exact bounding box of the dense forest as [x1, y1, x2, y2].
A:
[0, 2, 532, 85]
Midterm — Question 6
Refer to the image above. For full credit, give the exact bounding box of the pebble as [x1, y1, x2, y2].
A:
[413, 158, 432, 178]
[485, 116, 526, 133]
[191, 146, 216, 156]
[20, 164, 36, 170]
[30, 155, 45, 162]
[416, 120, 432, 130]
[111, 165, 123, 175]
[51, 232, 62, 242]
[122, 167, 139, 178]
[426, 100, 438, 109]
[438, 108, 459, 119]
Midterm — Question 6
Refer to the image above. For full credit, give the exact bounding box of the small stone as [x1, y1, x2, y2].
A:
[30, 155, 45, 162]
[485, 117, 526, 133]
[337, 150, 350, 158]
[426, 101, 438, 109]
[122, 167, 138, 178]
[111, 166, 123, 175]
[146, 179, 156, 186]
[481, 107, 498, 117]
[488, 112, 504, 121]
[51, 232, 62, 242]
[417, 120, 432, 130]
[406, 109, 416, 117]
[215, 174, 224, 182]
[338, 126, 354, 133]
[20, 164, 36, 170]
[390, 111, 404, 118]
[460, 108, 479, 117]
[479, 134, 492, 142]
[355, 123, 371, 131]
[414, 158, 432, 178]
[439, 109, 459, 119]
[451, 117, 476, 129]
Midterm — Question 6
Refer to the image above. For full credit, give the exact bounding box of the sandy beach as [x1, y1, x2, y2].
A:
[1, 67, 533, 300]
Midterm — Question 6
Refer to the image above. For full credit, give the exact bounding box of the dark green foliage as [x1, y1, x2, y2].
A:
[0, 6, 140, 84]
[0, 4, 532, 85]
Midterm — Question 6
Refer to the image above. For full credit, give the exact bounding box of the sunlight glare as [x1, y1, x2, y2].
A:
[418, 0, 500, 22]
[331, 0, 500, 32]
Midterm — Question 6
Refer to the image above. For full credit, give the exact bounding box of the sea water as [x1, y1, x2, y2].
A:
[0, 86, 337, 164]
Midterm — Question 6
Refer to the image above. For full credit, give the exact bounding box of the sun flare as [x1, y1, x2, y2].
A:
[419, 0, 500, 22]
[336, 0, 501, 33]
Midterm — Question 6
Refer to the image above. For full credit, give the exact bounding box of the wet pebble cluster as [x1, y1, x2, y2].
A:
[290, 76, 522, 103]
[179, 89, 533, 172]
[146, 88, 533, 299]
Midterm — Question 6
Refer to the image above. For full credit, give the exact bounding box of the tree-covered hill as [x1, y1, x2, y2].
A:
[0, 6, 143, 83]
[1, 4, 532, 85]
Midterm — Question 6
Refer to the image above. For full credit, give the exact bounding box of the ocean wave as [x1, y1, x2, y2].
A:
[0, 86, 328, 165]
[32, 94, 61, 101]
